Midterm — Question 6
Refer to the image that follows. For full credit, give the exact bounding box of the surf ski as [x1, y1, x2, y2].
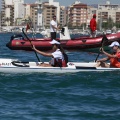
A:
[0, 58, 120, 73]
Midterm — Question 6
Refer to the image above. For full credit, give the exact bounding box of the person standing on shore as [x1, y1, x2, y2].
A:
[50, 15, 60, 40]
[90, 14, 97, 38]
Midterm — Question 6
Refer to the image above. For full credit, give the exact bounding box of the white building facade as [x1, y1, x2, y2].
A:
[97, 1, 120, 23]
[13, 0, 25, 22]
[1, 0, 25, 26]
[49, 0, 60, 22]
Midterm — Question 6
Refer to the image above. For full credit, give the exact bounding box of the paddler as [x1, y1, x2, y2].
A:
[95, 41, 120, 68]
[32, 39, 68, 67]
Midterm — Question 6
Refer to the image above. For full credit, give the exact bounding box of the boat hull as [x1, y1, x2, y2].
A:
[6, 32, 120, 51]
[0, 58, 120, 73]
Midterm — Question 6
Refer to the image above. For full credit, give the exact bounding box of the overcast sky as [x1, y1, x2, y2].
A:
[24, 0, 120, 6]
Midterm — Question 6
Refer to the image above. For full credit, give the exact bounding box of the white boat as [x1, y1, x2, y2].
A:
[0, 58, 120, 73]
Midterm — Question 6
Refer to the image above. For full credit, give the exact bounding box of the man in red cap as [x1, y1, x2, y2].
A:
[90, 14, 97, 37]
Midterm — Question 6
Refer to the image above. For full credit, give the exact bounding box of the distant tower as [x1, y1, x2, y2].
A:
[36, 0, 43, 30]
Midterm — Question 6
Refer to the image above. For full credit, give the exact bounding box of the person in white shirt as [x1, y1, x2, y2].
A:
[50, 15, 60, 40]
[32, 39, 68, 67]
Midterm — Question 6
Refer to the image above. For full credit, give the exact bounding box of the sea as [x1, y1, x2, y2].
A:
[0, 33, 120, 120]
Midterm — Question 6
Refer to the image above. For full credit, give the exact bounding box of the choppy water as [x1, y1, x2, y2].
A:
[0, 33, 120, 120]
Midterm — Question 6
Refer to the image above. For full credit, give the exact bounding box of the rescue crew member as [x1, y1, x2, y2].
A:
[32, 39, 68, 67]
[90, 14, 97, 38]
[50, 15, 60, 40]
[95, 41, 120, 68]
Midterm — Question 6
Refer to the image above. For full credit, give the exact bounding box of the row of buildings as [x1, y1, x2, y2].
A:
[0, 0, 67, 30]
[0, 0, 120, 30]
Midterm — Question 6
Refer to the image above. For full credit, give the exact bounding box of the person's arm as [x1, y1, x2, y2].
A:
[33, 45, 53, 57]
[52, 25, 58, 30]
[52, 25, 60, 31]
[101, 48, 116, 58]
[57, 23, 60, 29]
[97, 57, 109, 62]
[96, 47, 110, 62]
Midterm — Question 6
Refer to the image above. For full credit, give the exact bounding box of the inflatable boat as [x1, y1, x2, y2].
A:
[6, 27, 120, 51]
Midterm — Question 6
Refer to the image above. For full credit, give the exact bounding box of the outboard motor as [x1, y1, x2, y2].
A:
[60, 26, 71, 40]
[61, 28, 65, 36]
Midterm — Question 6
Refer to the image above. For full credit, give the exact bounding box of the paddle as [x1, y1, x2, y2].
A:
[95, 35, 108, 62]
[22, 28, 41, 62]
[28, 17, 37, 40]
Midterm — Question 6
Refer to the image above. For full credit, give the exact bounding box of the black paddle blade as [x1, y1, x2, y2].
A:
[101, 35, 108, 46]
[95, 35, 108, 62]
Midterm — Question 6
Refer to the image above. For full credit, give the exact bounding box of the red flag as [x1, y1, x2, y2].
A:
[26, 23, 30, 32]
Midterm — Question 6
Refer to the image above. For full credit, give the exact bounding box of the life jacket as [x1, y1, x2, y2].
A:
[110, 52, 120, 68]
[50, 58, 67, 67]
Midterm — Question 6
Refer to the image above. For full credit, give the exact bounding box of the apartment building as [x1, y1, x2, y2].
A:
[24, 2, 56, 29]
[24, 0, 59, 29]
[97, 1, 120, 23]
[24, 1, 43, 30]
[60, 6, 67, 26]
[14, 0, 25, 24]
[43, 2, 57, 27]
[1, 0, 14, 26]
[24, 4, 36, 25]
[49, 0, 60, 22]
[68, 1, 88, 27]
[1, 0, 65, 28]
[1, 0, 24, 26]
[24, 3, 43, 29]
[29, 4, 38, 28]
[1, 0, 5, 26]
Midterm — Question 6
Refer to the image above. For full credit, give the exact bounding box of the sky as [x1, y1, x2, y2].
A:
[24, 0, 120, 6]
